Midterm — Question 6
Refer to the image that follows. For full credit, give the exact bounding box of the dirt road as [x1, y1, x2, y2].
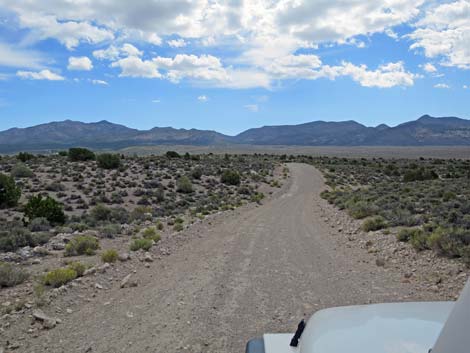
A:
[26, 163, 415, 353]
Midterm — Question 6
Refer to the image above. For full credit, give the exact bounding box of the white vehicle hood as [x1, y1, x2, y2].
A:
[263, 302, 454, 353]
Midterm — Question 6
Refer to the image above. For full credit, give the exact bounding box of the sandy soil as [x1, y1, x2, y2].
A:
[1, 163, 463, 353]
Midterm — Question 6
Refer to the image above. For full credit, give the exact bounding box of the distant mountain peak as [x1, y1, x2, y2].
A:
[0, 115, 469, 152]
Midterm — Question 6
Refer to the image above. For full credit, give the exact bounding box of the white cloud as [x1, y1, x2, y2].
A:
[153, 54, 229, 83]
[167, 39, 187, 48]
[2, 1, 430, 89]
[3, 1, 425, 54]
[17, 69, 64, 81]
[121, 44, 143, 57]
[244, 104, 259, 112]
[110, 56, 161, 78]
[434, 83, 450, 89]
[330, 61, 418, 88]
[152, 99, 161, 103]
[93, 43, 142, 61]
[93, 45, 120, 61]
[463, 85, 468, 89]
[422, 63, 437, 73]
[409, 1, 470, 69]
[17, 12, 114, 50]
[67, 56, 93, 71]
[197, 95, 208, 102]
[91, 79, 108, 85]
[0, 41, 46, 69]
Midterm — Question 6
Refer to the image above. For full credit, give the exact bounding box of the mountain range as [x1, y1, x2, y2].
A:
[1, 115, 470, 152]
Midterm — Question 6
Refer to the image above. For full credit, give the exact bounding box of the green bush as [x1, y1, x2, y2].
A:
[428, 227, 470, 259]
[68, 147, 95, 161]
[25, 195, 66, 225]
[67, 261, 86, 277]
[221, 170, 241, 186]
[10, 163, 33, 178]
[17, 152, 34, 162]
[0, 173, 21, 208]
[191, 168, 203, 180]
[0, 224, 51, 252]
[347, 200, 377, 219]
[130, 206, 153, 221]
[0, 226, 32, 252]
[101, 249, 118, 263]
[173, 223, 184, 232]
[409, 229, 430, 251]
[362, 216, 387, 232]
[403, 167, 438, 182]
[65, 235, 100, 256]
[142, 227, 161, 242]
[43, 268, 77, 287]
[397, 227, 423, 242]
[130, 238, 153, 251]
[166, 151, 180, 159]
[97, 153, 121, 169]
[29, 217, 51, 232]
[90, 204, 111, 222]
[176, 176, 193, 193]
[0, 262, 29, 287]
[251, 192, 264, 203]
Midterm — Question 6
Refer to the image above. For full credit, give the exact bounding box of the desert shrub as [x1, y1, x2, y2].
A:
[156, 221, 164, 230]
[0, 173, 21, 208]
[130, 238, 153, 251]
[43, 267, 77, 287]
[68, 147, 95, 161]
[65, 235, 99, 256]
[176, 176, 193, 193]
[97, 153, 121, 169]
[409, 229, 430, 251]
[142, 227, 161, 242]
[46, 182, 65, 192]
[166, 151, 180, 159]
[25, 195, 65, 225]
[67, 261, 86, 277]
[90, 204, 111, 222]
[362, 216, 387, 232]
[251, 192, 264, 203]
[173, 223, 184, 232]
[428, 227, 470, 259]
[109, 207, 130, 224]
[131, 206, 153, 221]
[99, 224, 120, 238]
[155, 186, 165, 202]
[347, 200, 377, 219]
[58, 150, 68, 157]
[28, 217, 51, 232]
[0, 226, 32, 252]
[101, 249, 118, 263]
[17, 152, 34, 162]
[0, 262, 29, 287]
[221, 170, 241, 186]
[11, 163, 33, 178]
[397, 227, 423, 242]
[191, 168, 203, 180]
[403, 167, 438, 182]
[31, 232, 52, 246]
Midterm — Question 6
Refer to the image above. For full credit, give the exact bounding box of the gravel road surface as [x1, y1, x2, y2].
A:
[25, 163, 418, 353]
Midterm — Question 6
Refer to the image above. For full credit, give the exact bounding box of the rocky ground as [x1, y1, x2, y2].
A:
[0, 162, 468, 353]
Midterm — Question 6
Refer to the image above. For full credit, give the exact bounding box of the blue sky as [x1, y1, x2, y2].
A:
[0, 0, 469, 135]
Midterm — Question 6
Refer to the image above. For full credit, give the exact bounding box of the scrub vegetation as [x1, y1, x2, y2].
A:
[311, 156, 470, 264]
